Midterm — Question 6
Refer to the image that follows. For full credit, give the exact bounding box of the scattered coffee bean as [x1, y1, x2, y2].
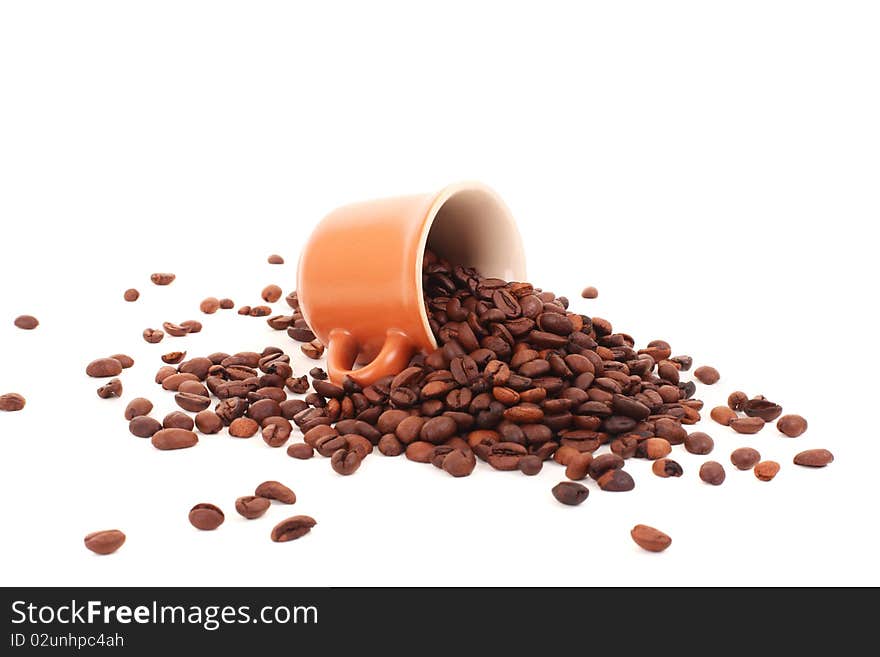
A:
[229, 417, 259, 438]
[250, 305, 271, 317]
[151, 428, 198, 450]
[97, 378, 122, 399]
[162, 321, 189, 337]
[730, 447, 761, 470]
[793, 449, 833, 468]
[271, 515, 316, 542]
[235, 496, 271, 519]
[0, 393, 26, 412]
[684, 432, 714, 455]
[162, 351, 186, 364]
[699, 461, 726, 485]
[730, 417, 765, 434]
[597, 469, 635, 492]
[219, 298, 235, 309]
[124, 398, 153, 420]
[195, 410, 223, 434]
[652, 458, 683, 477]
[143, 328, 164, 343]
[123, 288, 140, 302]
[630, 524, 671, 552]
[238, 306, 252, 315]
[175, 391, 211, 412]
[693, 366, 720, 384]
[86, 357, 123, 378]
[302, 341, 324, 359]
[754, 461, 780, 481]
[310, 367, 328, 380]
[331, 447, 363, 475]
[638, 437, 672, 460]
[84, 529, 126, 555]
[14, 315, 38, 330]
[580, 286, 598, 299]
[777, 414, 807, 437]
[181, 320, 202, 333]
[129, 415, 162, 438]
[110, 354, 134, 369]
[163, 411, 195, 430]
[151, 273, 175, 285]
[727, 391, 748, 411]
[262, 420, 292, 447]
[255, 481, 296, 504]
[262, 285, 283, 303]
[669, 355, 692, 371]
[287, 442, 315, 459]
[268, 254, 284, 264]
[518, 455, 543, 476]
[565, 452, 593, 480]
[552, 481, 589, 505]
[188, 503, 224, 530]
[742, 398, 782, 422]
[710, 406, 737, 426]
[200, 297, 220, 314]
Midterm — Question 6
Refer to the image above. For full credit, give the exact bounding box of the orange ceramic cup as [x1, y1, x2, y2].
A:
[297, 182, 526, 386]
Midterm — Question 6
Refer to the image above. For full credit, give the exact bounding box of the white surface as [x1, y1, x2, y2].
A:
[0, 1, 877, 587]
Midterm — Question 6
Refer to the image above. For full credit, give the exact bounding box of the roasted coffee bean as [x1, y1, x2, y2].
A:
[287, 442, 315, 459]
[552, 481, 589, 506]
[14, 315, 38, 330]
[730, 447, 761, 470]
[406, 441, 435, 463]
[109, 353, 134, 369]
[302, 341, 324, 359]
[754, 461, 780, 481]
[175, 391, 211, 412]
[84, 529, 126, 555]
[161, 373, 199, 391]
[743, 398, 783, 422]
[331, 448, 362, 475]
[219, 298, 235, 309]
[188, 503, 224, 530]
[684, 432, 714, 455]
[710, 406, 737, 426]
[262, 422, 292, 447]
[261, 284, 283, 303]
[486, 441, 527, 470]
[287, 375, 310, 394]
[195, 410, 223, 434]
[124, 288, 140, 302]
[694, 366, 720, 384]
[151, 428, 198, 450]
[182, 320, 203, 333]
[518, 454, 543, 475]
[250, 306, 272, 317]
[163, 411, 194, 430]
[255, 481, 296, 504]
[439, 448, 476, 477]
[125, 398, 153, 420]
[637, 437, 672, 460]
[565, 452, 593, 480]
[151, 273, 175, 285]
[727, 391, 748, 411]
[235, 496, 271, 519]
[730, 417, 765, 434]
[777, 414, 807, 437]
[86, 357, 123, 378]
[793, 449, 833, 468]
[268, 254, 285, 264]
[178, 380, 209, 397]
[653, 418, 687, 445]
[266, 313, 293, 329]
[229, 417, 260, 438]
[238, 306, 252, 315]
[129, 415, 162, 438]
[699, 461, 726, 485]
[630, 524, 671, 552]
[162, 321, 190, 337]
[313, 380, 345, 399]
[215, 398, 249, 425]
[309, 367, 328, 381]
[162, 351, 186, 365]
[669, 355, 692, 371]
[143, 328, 164, 343]
[378, 433, 404, 456]
[200, 297, 220, 314]
[589, 453, 624, 480]
[97, 378, 122, 398]
[0, 393, 26, 412]
[581, 286, 598, 299]
[597, 469, 635, 492]
[652, 459, 683, 478]
[420, 415, 457, 444]
[271, 515, 316, 542]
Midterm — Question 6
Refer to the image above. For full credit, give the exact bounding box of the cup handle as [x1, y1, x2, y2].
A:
[327, 328, 416, 386]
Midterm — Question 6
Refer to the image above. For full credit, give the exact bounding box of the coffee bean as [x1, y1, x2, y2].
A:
[219, 298, 235, 309]
[151, 428, 198, 450]
[151, 273, 175, 285]
[405, 441, 436, 463]
[589, 453, 624, 480]
[179, 380, 209, 397]
[777, 414, 807, 437]
[754, 460, 780, 481]
[238, 306, 252, 315]
[229, 417, 259, 438]
[440, 448, 476, 477]
[693, 366, 720, 384]
[313, 380, 345, 399]
[84, 529, 126, 555]
[669, 355, 692, 371]
[487, 441, 527, 470]
[86, 357, 123, 378]
[235, 496, 271, 519]
[630, 524, 671, 552]
[195, 410, 223, 434]
[97, 378, 123, 398]
[518, 454, 543, 475]
[0, 393, 26, 412]
[637, 437, 672, 460]
[262, 284, 283, 303]
[710, 406, 737, 426]
[565, 452, 593, 480]
[162, 321, 190, 337]
[729, 417, 765, 434]
[287, 442, 315, 459]
[124, 288, 140, 302]
[255, 480, 296, 504]
[552, 481, 589, 506]
[699, 461, 726, 485]
[684, 432, 714, 455]
[271, 515, 316, 542]
[302, 341, 324, 359]
[188, 503, 224, 530]
[129, 415, 162, 438]
[268, 254, 285, 264]
[730, 447, 761, 470]
[262, 421, 292, 448]
[172, 392, 208, 413]
[420, 415, 457, 444]
[200, 297, 220, 314]
[727, 391, 748, 411]
[163, 411, 194, 430]
[742, 398, 783, 422]
[652, 459, 683, 477]
[378, 433, 404, 456]
[581, 286, 598, 299]
[14, 315, 38, 330]
[143, 328, 164, 343]
[597, 469, 635, 492]
[793, 449, 833, 468]
[124, 398, 153, 420]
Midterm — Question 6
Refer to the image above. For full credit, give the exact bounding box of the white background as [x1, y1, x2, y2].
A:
[1, 1, 877, 587]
